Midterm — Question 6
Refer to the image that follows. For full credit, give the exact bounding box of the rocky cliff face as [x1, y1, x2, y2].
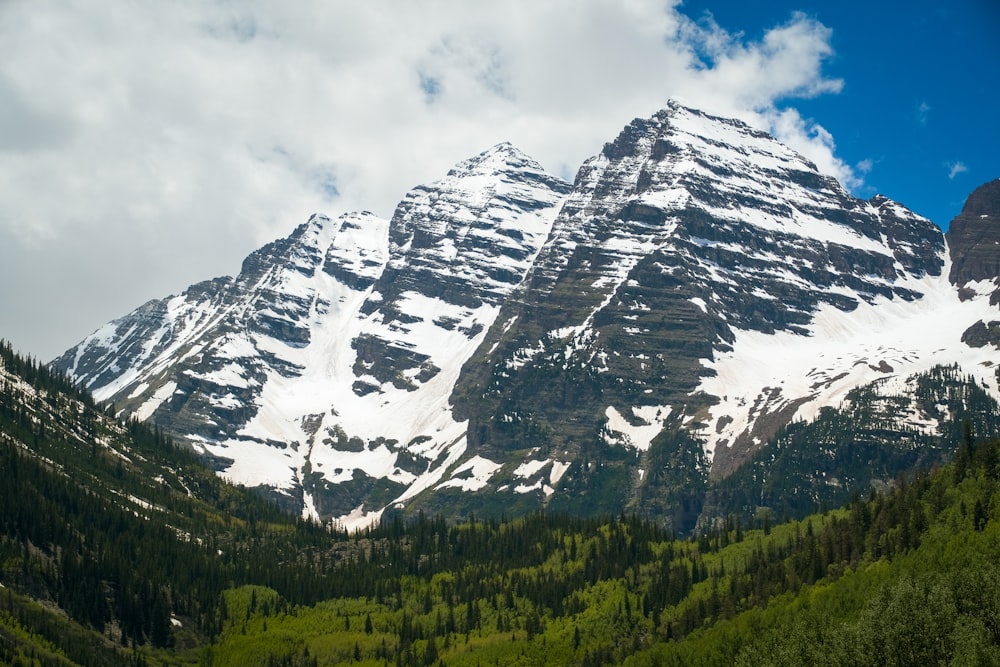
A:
[53, 103, 1000, 531]
[946, 179, 1000, 377]
[948, 179, 1000, 289]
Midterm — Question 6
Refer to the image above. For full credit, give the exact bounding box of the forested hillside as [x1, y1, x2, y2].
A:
[199, 433, 1000, 666]
[706, 364, 1000, 524]
[0, 341, 353, 664]
[2, 341, 1000, 665]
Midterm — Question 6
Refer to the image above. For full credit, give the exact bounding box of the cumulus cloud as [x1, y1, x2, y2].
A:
[0, 0, 854, 360]
[759, 106, 861, 190]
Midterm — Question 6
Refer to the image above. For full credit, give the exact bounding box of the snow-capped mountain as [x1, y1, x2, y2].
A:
[54, 102, 1000, 531]
[55, 143, 571, 524]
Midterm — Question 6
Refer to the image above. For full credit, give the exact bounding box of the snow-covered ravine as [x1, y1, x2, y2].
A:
[698, 265, 1000, 463]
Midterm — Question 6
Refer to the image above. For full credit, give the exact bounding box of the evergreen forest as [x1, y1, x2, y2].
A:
[1, 340, 999, 666]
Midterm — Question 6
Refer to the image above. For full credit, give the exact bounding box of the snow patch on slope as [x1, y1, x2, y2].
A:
[437, 455, 503, 492]
[603, 405, 673, 451]
[133, 381, 177, 422]
[699, 266, 1000, 462]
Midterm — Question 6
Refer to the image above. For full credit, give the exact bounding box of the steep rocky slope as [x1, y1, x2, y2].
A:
[454, 104, 945, 473]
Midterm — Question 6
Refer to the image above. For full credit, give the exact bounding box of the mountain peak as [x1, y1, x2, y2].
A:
[443, 141, 551, 183]
[456, 98, 951, 497]
[51, 103, 998, 533]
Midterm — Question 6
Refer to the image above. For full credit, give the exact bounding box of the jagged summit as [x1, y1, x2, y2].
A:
[53, 103, 1000, 532]
[377, 140, 570, 313]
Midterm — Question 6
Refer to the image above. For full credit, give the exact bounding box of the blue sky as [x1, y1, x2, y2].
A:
[683, 0, 1000, 228]
[0, 0, 997, 361]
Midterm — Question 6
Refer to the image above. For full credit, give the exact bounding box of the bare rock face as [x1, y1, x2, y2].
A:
[947, 179, 1000, 287]
[948, 180, 1000, 359]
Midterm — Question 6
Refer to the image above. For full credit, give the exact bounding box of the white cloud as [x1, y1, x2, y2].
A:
[947, 161, 968, 180]
[759, 107, 861, 190]
[0, 0, 853, 360]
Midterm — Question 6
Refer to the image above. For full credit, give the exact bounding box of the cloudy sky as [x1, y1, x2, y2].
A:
[1, 0, 997, 362]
